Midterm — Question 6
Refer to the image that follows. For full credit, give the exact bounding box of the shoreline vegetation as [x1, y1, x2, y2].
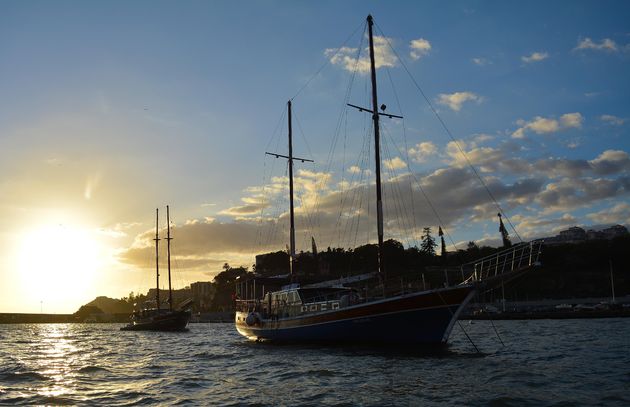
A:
[4, 235, 628, 324]
[1, 303, 629, 324]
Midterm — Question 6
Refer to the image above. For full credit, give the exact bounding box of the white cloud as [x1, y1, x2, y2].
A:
[408, 142, 437, 163]
[84, 173, 101, 200]
[348, 165, 361, 174]
[383, 157, 407, 170]
[471, 134, 494, 144]
[436, 91, 482, 112]
[521, 51, 549, 63]
[325, 35, 397, 73]
[512, 113, 583, 139]
[560, 112, 584, 128]
[587, 203, 630, 225]
[472, 57, 490, 66]
[600, 114, 625, 126]
[574, 37, 618, 52]
[567, 140, 581, 149]
[409, 38, 431, 60]
[98, 222, 141, 238]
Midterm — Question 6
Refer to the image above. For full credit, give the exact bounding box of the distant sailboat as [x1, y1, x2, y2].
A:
[234, 15, 542, 345]
[121, 206, 191, 331]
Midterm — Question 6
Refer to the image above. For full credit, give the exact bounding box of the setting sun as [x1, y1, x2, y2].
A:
[16, 224, 104, 313]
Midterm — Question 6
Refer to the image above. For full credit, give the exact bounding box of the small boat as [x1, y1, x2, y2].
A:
[121, 206, 191, 331]
[235, 15, 542, 345]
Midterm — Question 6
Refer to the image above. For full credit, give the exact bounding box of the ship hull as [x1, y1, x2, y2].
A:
[235, 284, 476, 345]
[120, 310, 191, 332]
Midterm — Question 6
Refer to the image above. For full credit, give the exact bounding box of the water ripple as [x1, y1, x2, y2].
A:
[0, 320, 628, 405]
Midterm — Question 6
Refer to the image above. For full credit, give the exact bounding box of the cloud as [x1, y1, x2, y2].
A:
[409, 38, 431, 60]
[512, 113, 583, 139]
[84, 173, 101, 200]
[436, 92, 482, 112]
[600, 114, 625, 126]
[408, 142, 437, 163]
[117, 144, 630, 273]
[535, 176, 630, 213]
[118, 218, 266, 271]
[560, 112, 584, 128]
[348, 165, 361, 174]
[574, 37, 618, 52]
[514, 213, 578, 237]
[445, 140, 510, 173]
[445, 139, 629, 181]
[219, 196, 270, 216]
[588, 150, 630, 175]
[566, 140, 580, 149]
[383, 157, 407, 170]
[325, 35, 397, 73]
[472, 57, 490, 66]
[587, 203, 630, 225]
[521, 52, 549, 63]
[98, 222, 142, 238]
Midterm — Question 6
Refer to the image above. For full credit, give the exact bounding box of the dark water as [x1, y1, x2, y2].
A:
[0, 319, 628, 406]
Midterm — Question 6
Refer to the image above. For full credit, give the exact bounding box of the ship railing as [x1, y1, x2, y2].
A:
[235, 299, 260, 313]
[463, 240, 544, 284]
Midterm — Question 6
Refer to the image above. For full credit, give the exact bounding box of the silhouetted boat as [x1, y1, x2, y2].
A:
[235, 15, 542, 345]
[121, 206, 191, 331]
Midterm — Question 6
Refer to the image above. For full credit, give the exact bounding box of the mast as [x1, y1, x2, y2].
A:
[610, 259, 616, 304]
[288, 100, 296, 279]
[166, 205, 173, 311]
[265, 100, 313, 282]
[367, 14, 385, 278]
[154, 208, 160, 310]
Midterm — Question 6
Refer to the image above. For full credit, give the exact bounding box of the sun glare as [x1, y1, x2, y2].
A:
[16, 224, 103, 313]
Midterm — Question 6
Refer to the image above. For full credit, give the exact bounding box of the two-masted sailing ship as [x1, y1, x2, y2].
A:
[234, 15, 542, 345]
[121, 206, 192, 331]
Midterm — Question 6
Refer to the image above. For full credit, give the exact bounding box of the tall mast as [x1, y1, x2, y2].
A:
[288, 100, 296, 279]
[154, 208, 160, 310]
[367, 14, 385, 278]
[166, 205, 173, 311]
[610, 259, 616, 304]
[265, 101, 313, 282]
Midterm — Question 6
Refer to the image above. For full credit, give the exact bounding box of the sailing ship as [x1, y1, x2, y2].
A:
[234, 15, 542, 345]
[121, 206, 192, 331]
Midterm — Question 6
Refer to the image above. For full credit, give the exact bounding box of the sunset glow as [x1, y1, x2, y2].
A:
[16, 223, 103, 313]
[1, 1, 628, 313]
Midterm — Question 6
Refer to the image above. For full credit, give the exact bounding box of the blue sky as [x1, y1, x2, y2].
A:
[1, 1, 629, 312]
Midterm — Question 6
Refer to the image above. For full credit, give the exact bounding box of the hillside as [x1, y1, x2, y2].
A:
[82, 296, 133, 314]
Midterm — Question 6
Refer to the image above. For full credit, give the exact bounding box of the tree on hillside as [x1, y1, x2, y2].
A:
[210, 264, 249, 311]
[420, 227, 437, 255]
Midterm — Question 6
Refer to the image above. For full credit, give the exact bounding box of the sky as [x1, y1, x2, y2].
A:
[1, 0, 629, 313]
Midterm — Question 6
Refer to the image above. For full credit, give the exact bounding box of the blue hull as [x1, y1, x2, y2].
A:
[236, 285, 476, 345]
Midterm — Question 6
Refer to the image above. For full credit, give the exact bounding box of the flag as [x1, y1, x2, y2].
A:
[498, 213, 512, 248]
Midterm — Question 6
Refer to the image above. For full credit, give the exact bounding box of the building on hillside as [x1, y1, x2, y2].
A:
[601, 224, 628, 239]
[546, 224, 628, 245]
[190, 281, 215, 312]
[558, 226, 587, 242]
[146, 287, 191, 309]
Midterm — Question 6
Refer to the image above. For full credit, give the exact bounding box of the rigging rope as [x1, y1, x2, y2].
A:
[374, 21, 523, 244]
[385, 67, 420, 242]
[290, 21, 366, 102]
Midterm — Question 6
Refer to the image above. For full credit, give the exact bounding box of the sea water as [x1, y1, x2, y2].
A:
[0, 319, 628, 406]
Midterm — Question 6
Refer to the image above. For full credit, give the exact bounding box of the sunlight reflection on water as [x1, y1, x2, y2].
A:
[0, 320, 629, 406]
